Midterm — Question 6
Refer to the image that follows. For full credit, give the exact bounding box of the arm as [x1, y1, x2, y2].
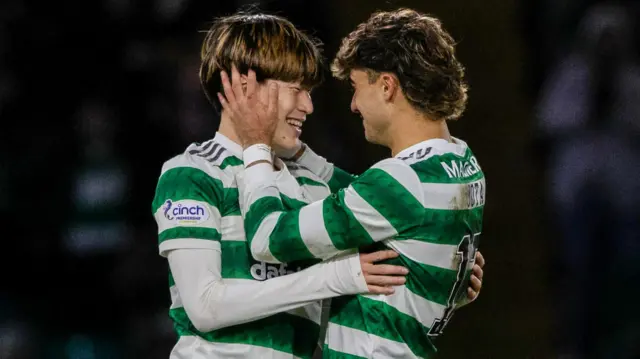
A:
[288, 144, 358, 193]
[241, 146, 424, 263]
[153, 160, 405, 332]
[168, 247, 367, 332]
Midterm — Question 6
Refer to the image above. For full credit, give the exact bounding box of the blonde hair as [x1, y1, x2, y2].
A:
[200, 13, 324, 112]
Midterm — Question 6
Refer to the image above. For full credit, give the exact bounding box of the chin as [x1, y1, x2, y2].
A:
[273, 137, 301, 158]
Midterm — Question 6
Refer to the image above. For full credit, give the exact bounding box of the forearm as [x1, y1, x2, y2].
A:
[168, 248, 367, 332]
[241, 148, 420, 263]
[242, 162, 369, 263]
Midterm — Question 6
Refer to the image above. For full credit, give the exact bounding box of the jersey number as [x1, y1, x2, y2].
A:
[428, 233, 480, 337]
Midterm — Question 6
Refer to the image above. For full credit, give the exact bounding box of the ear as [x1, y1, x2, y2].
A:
[240, 74, 248, 94]
[380, 73, 399, 101]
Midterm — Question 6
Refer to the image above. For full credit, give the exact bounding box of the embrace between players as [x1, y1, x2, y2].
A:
[153, 7, 486, 359]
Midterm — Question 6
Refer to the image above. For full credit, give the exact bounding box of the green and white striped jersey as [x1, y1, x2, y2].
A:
[241, 138, 485, 358]
[152, 133, 336, 359]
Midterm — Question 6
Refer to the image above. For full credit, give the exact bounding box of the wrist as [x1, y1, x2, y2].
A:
[326, 250, 367, 295]
[243, 144, 273, 168]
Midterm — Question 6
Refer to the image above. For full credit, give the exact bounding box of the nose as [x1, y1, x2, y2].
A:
[299, 90, 314, 114]
[350, 94, 359, 114]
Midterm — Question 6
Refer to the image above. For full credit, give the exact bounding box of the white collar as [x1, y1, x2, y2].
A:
[394, 137, 467, 159]
[213, 132, 244, 158]
[213, 131, 286, 170]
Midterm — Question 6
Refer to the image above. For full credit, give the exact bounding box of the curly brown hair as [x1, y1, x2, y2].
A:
[332, 8, 468, 121]
[199, 12, 324, 113]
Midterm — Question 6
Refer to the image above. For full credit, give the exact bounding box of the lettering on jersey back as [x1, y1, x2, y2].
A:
[441, 156, 481, 179]
[398, 147, 432, 161]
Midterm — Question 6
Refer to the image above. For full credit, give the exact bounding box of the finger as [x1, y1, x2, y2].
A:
[475, 251, 485, 268]
[469, 274, 482, 293]
[220, 71, 237, 107]
[361, 250, 399, 263]
[217, 93, 230, 112]
[246, 69, 257, 99]
[367, 285, 395, 296]
[364, 275, 406, 287]
[267, 82, 279, 118]
[467, 287, 478, 301]
[472, 264, 483, 280]
[363, 264, 408, 276]
[230, 64, 243, 100]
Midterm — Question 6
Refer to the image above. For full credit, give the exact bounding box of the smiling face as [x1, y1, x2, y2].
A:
[255, 79, 314, 154]
[348, 69, 390, 145]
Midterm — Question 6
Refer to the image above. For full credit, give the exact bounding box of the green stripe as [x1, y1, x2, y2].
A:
[350, 168, 424, 234]
[322, 347, 367, 359]
[281, 193, 308, 209]
[328, 296, 437, 358]
[219, 155, 243, 170]
[268, 211, 316, 262]
[159, 227, 221, 243]
[245, 196, 284, 250]
[220, 241, 254, 279]
[364, 242, 459, 307]
[220, 238, 319, 279]
[244, 192, 318, 262]
[327, 167, 357, 194]
[393, 256, 458, 307]
[295, 176, 329, 189]
[398, 207, 484, 245]
[324, 193, 374, 250]
[170, 307, 319, 359]
[152, 167, 224, 213]
[221, 188, 241, 216]
[410, 154, 484, 184]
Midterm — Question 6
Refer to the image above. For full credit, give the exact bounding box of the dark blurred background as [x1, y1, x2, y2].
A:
[1, 0, 639, 358]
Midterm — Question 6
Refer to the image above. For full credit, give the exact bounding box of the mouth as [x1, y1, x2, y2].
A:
[286, 118, 304, 128]
[285, 118, 304, 137]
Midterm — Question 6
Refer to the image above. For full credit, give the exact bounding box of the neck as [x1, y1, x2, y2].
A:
[217, 111, 280, 169]
[386, 110, 451, 156]
[218, 111, 243, 146]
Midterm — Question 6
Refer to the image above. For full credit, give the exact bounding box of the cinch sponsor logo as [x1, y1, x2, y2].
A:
[250, 262, 302, 281]
[163, 199, 210, 225]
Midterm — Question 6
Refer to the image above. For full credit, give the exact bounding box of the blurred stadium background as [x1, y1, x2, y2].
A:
[1, 0, 639, 358]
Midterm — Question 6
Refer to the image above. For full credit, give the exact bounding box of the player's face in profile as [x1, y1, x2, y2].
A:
[349, 69, 389, 145]
[255, 79, 314, 155]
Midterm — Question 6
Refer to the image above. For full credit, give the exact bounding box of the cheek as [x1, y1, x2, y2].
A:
[278, 94, 296, 116]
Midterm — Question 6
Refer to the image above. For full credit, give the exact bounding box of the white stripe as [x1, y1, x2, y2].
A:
[421, 178, 485, 210]
[343, 186, 398, 241]
[250, 211, 280, 263]
[170, 335, 304, 359]
[220, 215, 245, 241]
[385, 239, 458, 270]
[362, 285, 446, 330]
[161, 152, 237, 188]
[298, 201, 337, 259]
[169, 285, 182, 309]
[325, 323, 418, 359]
[299, 184, 331, 202]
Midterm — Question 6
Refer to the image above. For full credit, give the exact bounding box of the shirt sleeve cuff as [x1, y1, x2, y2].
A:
[243, 144, 273, 168]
